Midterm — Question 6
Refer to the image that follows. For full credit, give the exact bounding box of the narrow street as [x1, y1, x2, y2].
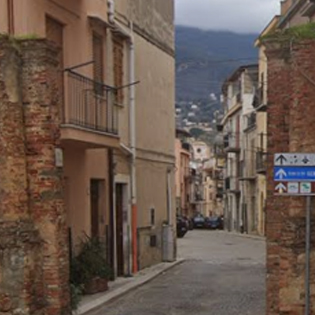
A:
[91, 230, 266, 315]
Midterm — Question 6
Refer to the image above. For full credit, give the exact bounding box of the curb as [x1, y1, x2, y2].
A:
[77, 258, 185, 315]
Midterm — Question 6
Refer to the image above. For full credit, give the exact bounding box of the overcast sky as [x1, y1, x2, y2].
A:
[175, 0, 281, 34]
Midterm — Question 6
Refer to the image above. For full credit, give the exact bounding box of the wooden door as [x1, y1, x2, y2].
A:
[116, 184, 124, 276]
[91, 180, 100, 238]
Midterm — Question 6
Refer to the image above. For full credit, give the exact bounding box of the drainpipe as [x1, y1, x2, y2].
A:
[167, 168, 172, 225]
[108, 1, 138, 273]
[129, 32, 138, 273]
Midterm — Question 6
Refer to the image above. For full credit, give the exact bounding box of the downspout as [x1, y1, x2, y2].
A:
[129, 30, 138, 273]
[108, 0, 138, 273]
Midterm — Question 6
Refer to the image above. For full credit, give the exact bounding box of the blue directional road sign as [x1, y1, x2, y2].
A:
[274, 166, 315, 182]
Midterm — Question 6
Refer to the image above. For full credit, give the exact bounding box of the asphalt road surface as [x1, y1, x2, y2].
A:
[92, 230, 266, 315]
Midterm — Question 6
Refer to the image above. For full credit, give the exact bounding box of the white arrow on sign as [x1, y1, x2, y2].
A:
[276, 169, 287, 179]
[275, 183, 287, 193]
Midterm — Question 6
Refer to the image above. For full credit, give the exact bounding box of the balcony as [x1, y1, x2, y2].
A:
[191, 192, 205, 204]
[253, 86, 267, 112]
[216, 187, 224, 199]
[225, 177, 240, 194]
[214, 145, 226, 158]
[216, 172, 224, 181]
[239, 160, 256, 181]
[61, 70, 120, 149]
[256, 151, 267, 174]
[182, 142, 190, 152]
[243, 112, 256, 132]
[236, 92, 241, 104]
[224, 134, 240, 153]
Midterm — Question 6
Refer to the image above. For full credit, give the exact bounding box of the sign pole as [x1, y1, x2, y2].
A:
[305, 196, 311, 315]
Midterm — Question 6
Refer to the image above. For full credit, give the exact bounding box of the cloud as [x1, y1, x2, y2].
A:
[175, 0, 280, 33]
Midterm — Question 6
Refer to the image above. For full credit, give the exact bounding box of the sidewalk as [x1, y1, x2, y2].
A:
[77, 258, 185, 315]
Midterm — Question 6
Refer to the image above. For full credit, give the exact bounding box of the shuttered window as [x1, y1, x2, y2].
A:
[46, 16, 64, 69]
[46, 16, 64, 117]
[113, 37, 124, 105]
[93, 33, 104, 93]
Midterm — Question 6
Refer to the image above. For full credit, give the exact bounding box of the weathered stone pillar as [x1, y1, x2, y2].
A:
[0, 38, 70, 315]
[21, 39, 70, 315]
[0, 38, 44, 315]
[265, 40, 292, 315]
[265, 38, 315, 314]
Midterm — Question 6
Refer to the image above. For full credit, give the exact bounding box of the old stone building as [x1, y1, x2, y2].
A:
[0, 0, 175, 314]
[221, 65, 259, 234]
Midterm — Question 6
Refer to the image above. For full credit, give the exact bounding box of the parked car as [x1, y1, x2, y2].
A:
[177, 215, 188, 238]
[205, 216, 221, 230]
[193, 214, 205, 229]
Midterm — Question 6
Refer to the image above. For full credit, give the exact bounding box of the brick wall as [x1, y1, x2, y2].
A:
[0, 38, 69, 315]
[265, 39, 315, 314]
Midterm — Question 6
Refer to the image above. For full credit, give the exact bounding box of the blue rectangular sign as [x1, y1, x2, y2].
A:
[274, 166, 315, 181]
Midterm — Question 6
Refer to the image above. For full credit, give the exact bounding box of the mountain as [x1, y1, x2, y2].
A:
[175, 26, 258, 103]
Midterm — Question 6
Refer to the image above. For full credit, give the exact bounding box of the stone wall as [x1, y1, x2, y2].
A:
[0, 38, 69, 315]
[130, 0, 174, 54]
[116, 0, 174, 55]
[265, 39, 315, 314]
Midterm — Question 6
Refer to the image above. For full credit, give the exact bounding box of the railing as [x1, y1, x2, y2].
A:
[216, 187, 224, 198]
[213, 170, 224, 180]
[225, 177, 240, 192]
[244, 112, 256, 130]
[236, 92, 241, 103]
[182, 142, 190, 151]
[239, 160, 256, 179]
[214, 145, 226, 157]
[256, 151, 267, 173]
[65, 71, 118, 135]
[224, 134, 240, 152]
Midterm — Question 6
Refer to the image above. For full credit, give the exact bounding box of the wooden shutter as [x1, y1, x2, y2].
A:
[46, 16, 64, 118]
[113, 37, 124, 104]
[93, 33, 104, 84]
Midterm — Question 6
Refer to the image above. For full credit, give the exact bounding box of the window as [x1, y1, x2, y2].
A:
[150, 208, 155, 226]
[46, 16, 64, 116]
[93, 32, 104, 94]
[113, 36, 124, 105]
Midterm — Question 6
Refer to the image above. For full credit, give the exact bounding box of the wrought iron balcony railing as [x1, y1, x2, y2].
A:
[225, 177, 240, 193]
[256, 151, 267, 174]
[65, 70, 118, 135]
[224, 134, 240, 153]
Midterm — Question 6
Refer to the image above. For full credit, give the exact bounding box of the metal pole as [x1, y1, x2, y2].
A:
[305, 196, 311, 315]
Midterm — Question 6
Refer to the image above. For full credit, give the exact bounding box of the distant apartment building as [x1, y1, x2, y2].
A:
[0, 1, 175, 314]
[190, 141, 211, 216]
[203, 155, 224, 217]
[175, 129, 193, 217]
[221, 65, 260, 234]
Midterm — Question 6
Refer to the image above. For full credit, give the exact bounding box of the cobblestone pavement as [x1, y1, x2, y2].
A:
[91, 230, 266, 315]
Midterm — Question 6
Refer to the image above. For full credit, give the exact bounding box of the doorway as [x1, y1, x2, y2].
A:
[116, 183, 124, 276]
[90, 179, 101, 238]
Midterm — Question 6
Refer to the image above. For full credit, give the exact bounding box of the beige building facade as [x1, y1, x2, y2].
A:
[221, 65, 264, 234]
[0, 3, 175, 314]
